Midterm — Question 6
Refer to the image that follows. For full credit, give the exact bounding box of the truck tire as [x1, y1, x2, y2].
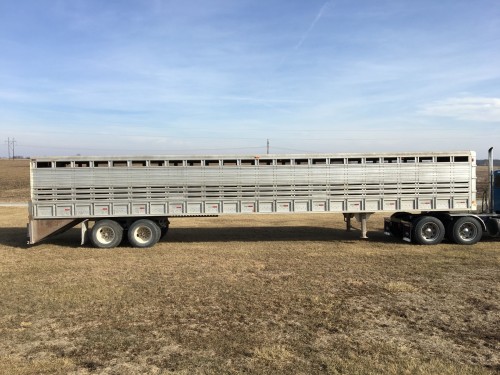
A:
[91, 220, 123, 248]
[412, 216, 445, 245]
[128, 219, 160, 248]
[451, 217, 483, 245]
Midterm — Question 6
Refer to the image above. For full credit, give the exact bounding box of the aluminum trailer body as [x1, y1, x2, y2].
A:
[28, 151, 479, 247]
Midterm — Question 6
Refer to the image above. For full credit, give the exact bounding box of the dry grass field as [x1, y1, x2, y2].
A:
[0, 159, 499, 374]
[0, 159, 30, 202]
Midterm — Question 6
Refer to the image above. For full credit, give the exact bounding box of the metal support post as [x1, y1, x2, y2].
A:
[343, 213, 354, 231]
[354, 213, 372, 239]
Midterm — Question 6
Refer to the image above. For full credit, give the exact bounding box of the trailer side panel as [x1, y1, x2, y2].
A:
[29, 151, 476, 221]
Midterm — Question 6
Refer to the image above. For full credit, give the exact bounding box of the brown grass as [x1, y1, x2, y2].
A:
[0, 159, 30, 202]
[0, 208, 499, 374]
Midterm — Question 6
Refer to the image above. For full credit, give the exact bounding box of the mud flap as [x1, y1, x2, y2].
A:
[485, 218, 500, 236]
[385, 216, 413, 242]
[383, 217, 391, 236]
[81, 220, 89, 245]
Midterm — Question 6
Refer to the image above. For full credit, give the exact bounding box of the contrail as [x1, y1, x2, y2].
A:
[294, 1, 331, 50]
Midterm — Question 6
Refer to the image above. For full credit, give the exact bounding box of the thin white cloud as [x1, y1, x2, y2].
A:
[0, 90, 28, 101]
[421, 97, 500, 122]
[294, 1, 331, 50]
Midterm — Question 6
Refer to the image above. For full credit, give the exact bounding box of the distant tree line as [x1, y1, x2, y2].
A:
[477, 159, 500, 166]
[0, 156, 29, 159]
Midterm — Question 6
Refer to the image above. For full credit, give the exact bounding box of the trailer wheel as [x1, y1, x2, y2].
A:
[451, 217, 483, 245]
[128, 219, 160, 248]
[412, 216, 445, 245]
[91, 220, 123, 248]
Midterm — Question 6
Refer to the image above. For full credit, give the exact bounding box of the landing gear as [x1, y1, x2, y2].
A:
[343, 213, 373, 239]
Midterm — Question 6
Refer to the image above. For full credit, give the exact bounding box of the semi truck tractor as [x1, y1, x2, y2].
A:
[27, 148, 499, 248]
[383, 147, 500, 245]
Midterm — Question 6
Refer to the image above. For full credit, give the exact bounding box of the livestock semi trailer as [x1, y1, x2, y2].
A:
[27, 149, 500, 248]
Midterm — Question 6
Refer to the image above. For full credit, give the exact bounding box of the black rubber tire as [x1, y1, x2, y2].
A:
[90, 220, 123, 248]
[451, 217, 483, 245]
[412, 216, 445, 245]
[128, 219, 160, 248]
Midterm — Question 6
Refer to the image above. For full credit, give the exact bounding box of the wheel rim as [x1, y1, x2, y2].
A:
[420, 222, 440, 240]
[458, 222, 477, 241]
[133, 226, 153, 244]
[96, 227, 115, 244]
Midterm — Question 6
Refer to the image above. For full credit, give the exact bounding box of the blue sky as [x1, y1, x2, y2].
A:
[0, 0, 499, 158]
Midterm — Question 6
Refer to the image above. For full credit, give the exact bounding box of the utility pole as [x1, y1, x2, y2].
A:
[267, 139, 270, 154]
[5, 138, 16, 159]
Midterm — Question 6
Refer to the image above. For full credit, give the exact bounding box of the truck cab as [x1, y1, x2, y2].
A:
[494, 170, 500, 214]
